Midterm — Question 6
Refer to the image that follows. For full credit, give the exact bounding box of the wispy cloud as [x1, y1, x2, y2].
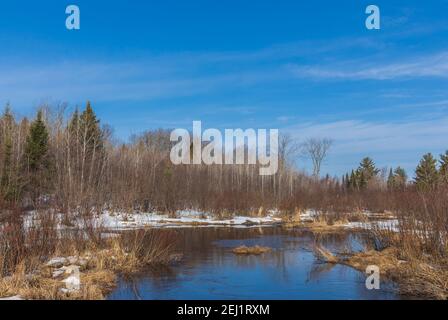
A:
[0, 59, 284, 107]
[283, 116, 448, 175]
[290, 52, 448, 80]
[287, 117, 448, 151]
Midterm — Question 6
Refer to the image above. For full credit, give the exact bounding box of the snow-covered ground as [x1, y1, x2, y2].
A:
[21, 209, 283, 230]
[97, 209, 283, 229]
[20, 208, 400, 232]
[344, 219, 399, 232]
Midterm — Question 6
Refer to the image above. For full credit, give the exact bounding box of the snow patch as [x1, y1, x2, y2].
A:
[97, 210, 282, 230]
[344, 219, 399, 232]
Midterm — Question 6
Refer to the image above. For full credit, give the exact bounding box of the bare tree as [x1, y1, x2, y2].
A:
[278, 133, 300, 169]
[301, 138, 333, 178]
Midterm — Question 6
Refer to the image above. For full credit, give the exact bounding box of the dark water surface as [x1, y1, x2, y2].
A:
[108, 226, 405, 300]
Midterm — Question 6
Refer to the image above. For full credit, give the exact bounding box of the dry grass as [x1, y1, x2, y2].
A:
[343, 247, 400, 274]
[398, 261, 448, 300]
[337, 247, 448, 300]
[0, 264, 116, 300]
[232, 245, 271, 255]
[0, 218, 175, 300]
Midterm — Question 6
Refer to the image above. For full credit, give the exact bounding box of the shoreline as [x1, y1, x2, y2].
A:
[1, 209, 445, 300]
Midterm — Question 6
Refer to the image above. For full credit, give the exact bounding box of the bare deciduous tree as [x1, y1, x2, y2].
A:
[278, 133, 300, 169]
[301, 138, 333, 178]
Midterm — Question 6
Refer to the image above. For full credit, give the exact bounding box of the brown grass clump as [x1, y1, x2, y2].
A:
[0, 265, 117, 300]
[339, 247, 448, 300]
[343, 247, 400, 274]
[282, 211, 355, 233]
[303, 218, 349, 233]
[232, 245, 271, 255]
[398, 261, 448, 300]
[0, 224, 177, 300]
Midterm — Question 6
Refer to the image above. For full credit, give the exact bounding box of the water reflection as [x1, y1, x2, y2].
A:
[108, 226, 403, 300]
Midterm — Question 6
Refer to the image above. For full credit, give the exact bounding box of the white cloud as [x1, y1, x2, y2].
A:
[290, 52, 448, 80]
[284, 117, 448, 174]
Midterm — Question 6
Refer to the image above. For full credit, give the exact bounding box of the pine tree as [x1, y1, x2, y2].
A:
[1, 106, 16, 200]
[1, 138, 12, 192]
[23, 110, 50, 202]
[1, 104, 14, 131]
[79, 101, 103, 153]
[345, 173, 350, 189]
[349, 170, 357, 190]
[358, 157, 379, 181]
[78, 102, 105, 193]
[415, 153, 438, 191]
[393, 167, 407, 188]
[387, 168, 394, 190]
[358, 169, 367, 189]
[24, 110, 49, 171]
[69, 107, 79, 134]
[439, 150, 448, 185]
[387, 167, 407, 190]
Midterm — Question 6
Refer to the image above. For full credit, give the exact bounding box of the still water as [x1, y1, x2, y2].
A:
[108, 226, 404, 300]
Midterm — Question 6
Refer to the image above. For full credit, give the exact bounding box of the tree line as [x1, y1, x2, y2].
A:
[0, 102, 447, 216]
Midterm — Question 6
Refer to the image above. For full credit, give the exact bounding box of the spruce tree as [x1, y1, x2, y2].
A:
[358, 169, 367, 189]
[79, 101, 103, 153]
[358, 157, 380, 182]
[1, 138, 13, 194]
[393, 167, 407, 188]
[78, 102, 105, 193]
[345, 173, 350, 189]
[387, 168, 394, 190]
[23, 110, 50, 202]
[69, 107, 79, 134]
[439, 151, 448, 185]
[1, 106, 16, 200]
[349, 170, 357, 190]
[1, 104, 14, 131]
[24, 110, 49, 171]
[415, 153, 438, 191]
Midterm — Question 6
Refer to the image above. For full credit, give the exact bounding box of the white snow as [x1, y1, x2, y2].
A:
[97, 210, 282, 230]
[344, 219, 399, 232]
[298, 209, 319, 221]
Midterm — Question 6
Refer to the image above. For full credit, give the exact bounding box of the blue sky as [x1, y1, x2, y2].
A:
[1, 1, 448, 176]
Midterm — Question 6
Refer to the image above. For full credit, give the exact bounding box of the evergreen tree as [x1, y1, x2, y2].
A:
[79, 101, 103, 153]
[349, 170, 358, 190]
[415, 153, 438, 191]
[23, 110, 50, 202]
[344, 173, 350, 189]
[358, 157, 380, 181]
[0, 104, 27, 201]
[387, 167, 407, 190]
[69, 107, 79, 134]
[1, 104, 14, 131]
[1, 138, 13, 194]
[387, 168, 394, 190]
[24, 110, 49, 171]
[1, 106, 16, 200]
[77, 102, 105, 193]
[439, 150, 448, 185]
[358, 169, 367, 189]
[393, 167, 407, 188]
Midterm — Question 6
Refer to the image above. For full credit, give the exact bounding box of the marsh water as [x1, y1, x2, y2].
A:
[108, 226, 405, 300]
